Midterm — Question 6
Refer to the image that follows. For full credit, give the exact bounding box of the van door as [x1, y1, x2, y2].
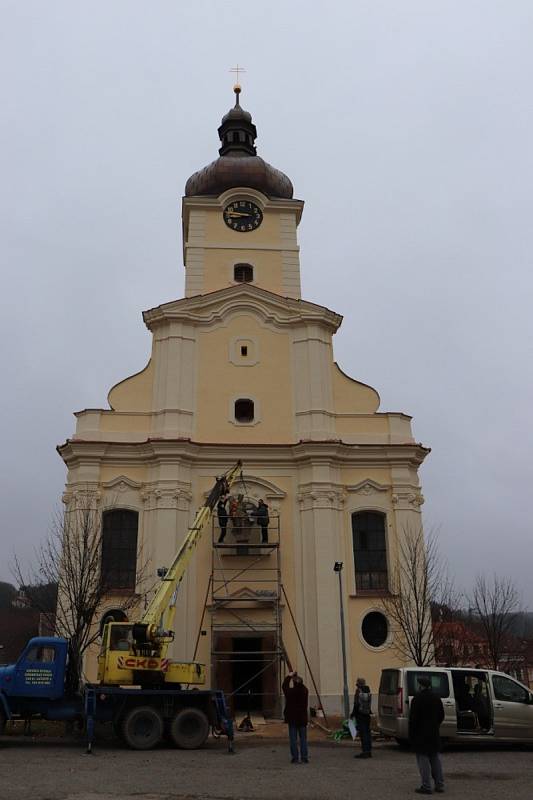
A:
[491, 673, 533, 740]
[378, 669, 401, 731]
[406, 670, 456, 739]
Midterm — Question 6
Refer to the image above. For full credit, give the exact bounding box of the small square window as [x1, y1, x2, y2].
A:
[234, 264, 253, 283]
[241, 346, 248, 356]
[235, 399, 254, 423]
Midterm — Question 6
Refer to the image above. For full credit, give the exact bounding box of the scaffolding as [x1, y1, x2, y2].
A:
[209, 511, 285, 717]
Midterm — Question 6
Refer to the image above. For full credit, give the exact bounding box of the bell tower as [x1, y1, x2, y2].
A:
[182, 87, 303, 299]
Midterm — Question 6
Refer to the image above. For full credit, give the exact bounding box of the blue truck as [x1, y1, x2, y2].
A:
[0, 635, 233, 751]
[0, 465, 245, 752]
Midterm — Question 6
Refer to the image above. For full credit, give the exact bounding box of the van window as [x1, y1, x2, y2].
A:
[380, 669, 399, 694]
[492, 675, 529, 704]
[407, 671, 450, 698]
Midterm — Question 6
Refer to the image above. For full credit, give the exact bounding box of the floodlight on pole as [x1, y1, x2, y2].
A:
[334, 562, 351, 718]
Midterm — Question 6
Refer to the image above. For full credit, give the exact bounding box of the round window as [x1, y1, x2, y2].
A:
[361, 611, 388, 648]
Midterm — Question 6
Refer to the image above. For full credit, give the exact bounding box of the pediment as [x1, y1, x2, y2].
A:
[347, 479, 389, 495]
[101, 475, 143, 492]
[204, 473, 286, 507]
[143, 284, 342, 332]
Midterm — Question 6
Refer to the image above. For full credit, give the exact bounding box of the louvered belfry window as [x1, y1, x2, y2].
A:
[234, 263, 253, 283]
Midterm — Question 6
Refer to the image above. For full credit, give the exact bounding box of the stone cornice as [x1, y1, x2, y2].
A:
[57, 437, 430, 469]
[142, 284, 342, 334]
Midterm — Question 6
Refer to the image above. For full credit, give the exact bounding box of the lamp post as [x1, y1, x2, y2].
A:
[334, 561, 351, 719]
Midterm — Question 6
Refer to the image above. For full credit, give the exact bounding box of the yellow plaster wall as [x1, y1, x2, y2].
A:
[195, 315, 293, 443]
[347, 597, 407, 691]
[108, 358, 154, 412]
[99, 466, 148, 484]
[340, 466, 391, 486]
[204, 207, 282, 245]
[335, 416, 389, 439]
[99, 412, 151, 434]
[202, 248, 284, 295]
[197, 207, 290, 295]
[332, 363, 380, 414]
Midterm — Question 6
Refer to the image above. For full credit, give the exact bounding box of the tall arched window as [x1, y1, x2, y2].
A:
[352, 511, 388, 591]
[234, 263, 253, 283]
[101, 509, 138, 591]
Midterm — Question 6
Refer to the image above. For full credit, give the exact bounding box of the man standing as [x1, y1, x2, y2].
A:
[282, 671, 309, 763]
[255, 498, 270, 544]
[409, 675, 445, 794]
[351, 677, 372, 758]
[217, 495, 228, 543]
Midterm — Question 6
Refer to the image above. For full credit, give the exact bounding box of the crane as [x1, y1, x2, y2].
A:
[97, 461, 243, 687]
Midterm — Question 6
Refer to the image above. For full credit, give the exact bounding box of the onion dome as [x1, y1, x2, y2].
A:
[185, 86, 293, 199]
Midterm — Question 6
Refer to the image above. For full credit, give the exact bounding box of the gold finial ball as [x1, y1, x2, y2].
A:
[233, 83, 241, 94]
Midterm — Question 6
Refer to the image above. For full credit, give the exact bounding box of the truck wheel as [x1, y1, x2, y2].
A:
[121, 706, 164, 750]
[169, 707, 209, 749]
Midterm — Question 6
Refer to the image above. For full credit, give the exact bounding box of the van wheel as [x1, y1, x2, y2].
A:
[395, 737, 409, 748]
[121, 706, 163, 750]
[169, 708, 209, 749]
[0, 708, 6, 735]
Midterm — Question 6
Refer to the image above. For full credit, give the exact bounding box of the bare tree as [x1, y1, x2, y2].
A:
[382, 527, 459, 666]
[467, 574, 520, 670]
[13, 492, 150, 691]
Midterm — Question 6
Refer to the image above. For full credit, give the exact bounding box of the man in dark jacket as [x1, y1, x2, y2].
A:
[217, 496, 229, 543]
[351, 677, 372, 758]
[255, 499, 270, 543]
[282, 671, 309, 763]
[408, 675, 445, 794]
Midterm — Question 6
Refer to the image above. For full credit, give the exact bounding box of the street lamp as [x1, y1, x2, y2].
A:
[334, 562, 351, 719]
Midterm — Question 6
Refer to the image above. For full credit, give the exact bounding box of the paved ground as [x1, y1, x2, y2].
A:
[1, 732, 533, 800]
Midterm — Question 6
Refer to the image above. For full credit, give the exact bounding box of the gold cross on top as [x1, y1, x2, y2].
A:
[230, 64, 246, 87]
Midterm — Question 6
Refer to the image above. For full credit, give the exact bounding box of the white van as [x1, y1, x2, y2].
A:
[378, 666, 533, 744]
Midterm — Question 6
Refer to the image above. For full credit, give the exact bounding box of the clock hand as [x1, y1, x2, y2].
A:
[226, 211, 251, 218]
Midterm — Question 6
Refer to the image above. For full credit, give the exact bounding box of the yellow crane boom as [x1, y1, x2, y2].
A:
[97, 461, 243, 686]
[138, 460, 243, 645]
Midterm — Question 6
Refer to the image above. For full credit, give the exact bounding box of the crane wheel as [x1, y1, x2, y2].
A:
[121, 706, 164, 750]
[169, 707, 209, 749]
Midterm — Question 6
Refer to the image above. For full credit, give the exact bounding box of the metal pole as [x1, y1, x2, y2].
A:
[334, 562, 351, 719]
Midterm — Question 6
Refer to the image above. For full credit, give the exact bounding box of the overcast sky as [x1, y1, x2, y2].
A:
[1, 2, 532, 604]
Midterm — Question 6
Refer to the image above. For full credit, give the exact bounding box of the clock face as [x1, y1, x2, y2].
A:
[223, 200, 263, 232]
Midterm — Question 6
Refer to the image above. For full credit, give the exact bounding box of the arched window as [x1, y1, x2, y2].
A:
[352, 511, 388, 591]
[234, 263, 253, 283]
[235, 398, 254, 423]
[101, 509, 138, 591]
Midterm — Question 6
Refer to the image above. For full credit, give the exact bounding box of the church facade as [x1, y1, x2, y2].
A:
[58, 88, 429, 714]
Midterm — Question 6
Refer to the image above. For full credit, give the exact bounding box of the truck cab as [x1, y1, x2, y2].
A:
[0, 637, 68, 701]
[0, 637, 79, 726]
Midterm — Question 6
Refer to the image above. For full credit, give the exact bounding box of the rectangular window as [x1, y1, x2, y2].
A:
[101, 509, 138, 591]
[407, 671, 450, 698]
[352, 511, 388, 591]
[379, 669, 400, 695]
